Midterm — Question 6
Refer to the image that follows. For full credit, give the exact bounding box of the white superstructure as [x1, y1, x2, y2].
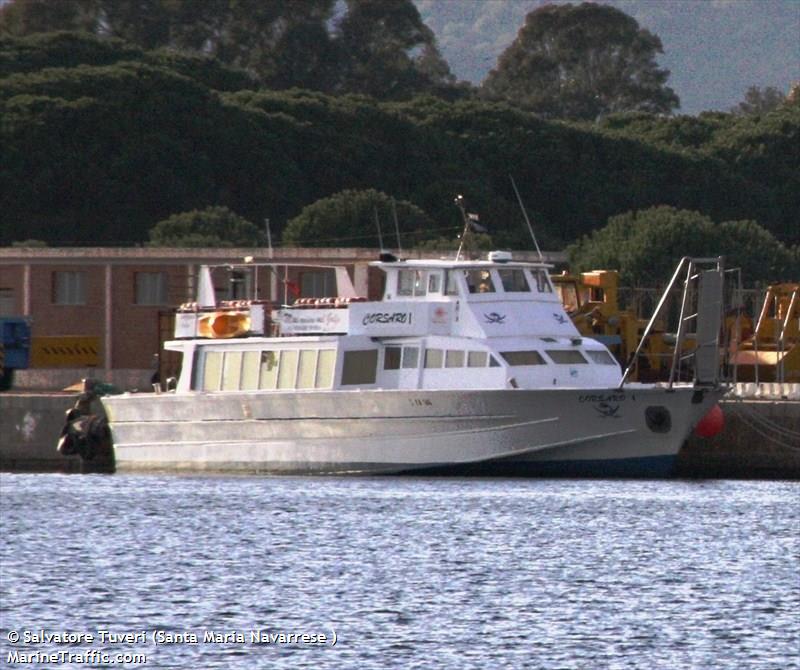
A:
[76, 252, 727, 476]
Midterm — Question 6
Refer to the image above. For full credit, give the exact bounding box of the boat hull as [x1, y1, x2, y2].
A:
[101, 385, 723, 477]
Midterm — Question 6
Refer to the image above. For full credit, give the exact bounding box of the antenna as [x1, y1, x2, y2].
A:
[264, 218, 273, 259]
[509, 175, 543, 261]
[373, 206, 385, 250]
[454, 195, 470, 261]
[391, 199, 403, 257]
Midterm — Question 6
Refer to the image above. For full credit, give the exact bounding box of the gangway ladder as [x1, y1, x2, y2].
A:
[620, 257, 725, 389]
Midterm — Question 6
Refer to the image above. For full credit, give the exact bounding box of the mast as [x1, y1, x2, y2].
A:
[509, 175, 543, 261]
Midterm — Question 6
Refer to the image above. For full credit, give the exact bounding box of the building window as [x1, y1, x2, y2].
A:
[53, 271, 86, 305]
[301, 270, 336, 298]
[135, 272, 168, 305]
[0, 288, 14, 315]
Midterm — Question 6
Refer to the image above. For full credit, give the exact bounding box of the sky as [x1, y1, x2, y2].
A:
[415, 0, 800, 115]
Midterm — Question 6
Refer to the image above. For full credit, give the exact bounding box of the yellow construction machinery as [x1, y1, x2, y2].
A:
[551, 270, 691, 382]
[729, 283, 799, 382]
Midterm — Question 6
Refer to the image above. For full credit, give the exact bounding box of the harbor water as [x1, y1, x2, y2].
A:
[1, 474, 798, 669]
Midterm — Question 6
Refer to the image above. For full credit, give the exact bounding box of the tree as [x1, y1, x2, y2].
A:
[0, 0, 97, 36]
[0, 0, 462, 99]
[731, 85, 786, 116]
[482, 2, 679, 121]
[330, 0, 459, 99]
[568, 206, 798, 287]
[282, 190, 434, 248]
[149, 207, 263, 247]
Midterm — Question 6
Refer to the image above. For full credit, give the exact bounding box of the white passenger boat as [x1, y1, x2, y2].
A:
[59, 251, 727, 476]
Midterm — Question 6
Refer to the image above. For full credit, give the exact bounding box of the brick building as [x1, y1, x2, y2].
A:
[0, 246, 562, 389]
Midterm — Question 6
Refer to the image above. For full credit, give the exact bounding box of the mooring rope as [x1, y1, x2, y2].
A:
[723, 399, 800, 450]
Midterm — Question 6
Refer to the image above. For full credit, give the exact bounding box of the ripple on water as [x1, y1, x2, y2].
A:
[1, 474, 798, 669]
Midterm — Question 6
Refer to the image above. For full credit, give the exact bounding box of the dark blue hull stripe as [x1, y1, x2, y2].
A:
[414, 455, 678, 478]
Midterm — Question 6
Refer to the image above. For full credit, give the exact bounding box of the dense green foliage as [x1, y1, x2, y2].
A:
[0, 31, 798, 279]
[0, 0, 461, 98]
[568, 207, 799, 286]
[282, 189, 435, 248]
[148, 206, 263, 247]
[482, 3, 678, 120]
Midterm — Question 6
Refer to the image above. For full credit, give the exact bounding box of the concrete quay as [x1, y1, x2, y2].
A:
[679, 397, 800, 479]
[1, 391, 798, 479]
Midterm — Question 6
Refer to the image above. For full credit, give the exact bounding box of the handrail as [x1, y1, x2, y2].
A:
[619, 257, 690, 388]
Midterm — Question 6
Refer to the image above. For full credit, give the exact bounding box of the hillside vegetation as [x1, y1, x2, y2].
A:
[1, 32, 798, 257]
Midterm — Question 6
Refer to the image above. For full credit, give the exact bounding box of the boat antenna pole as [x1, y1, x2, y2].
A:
[509, 175, 543, 261]
[264, 218, 273, 259]
[373, 206, 385, 251]
[391, 198, 403, 257]
[455, 195, 470, 261]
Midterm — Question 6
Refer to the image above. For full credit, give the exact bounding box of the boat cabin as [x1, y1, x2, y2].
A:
[164, 252, 623, 393]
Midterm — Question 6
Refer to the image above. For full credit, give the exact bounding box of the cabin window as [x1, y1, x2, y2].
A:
[424, 348, 443, 368]
[468, 351, 488, 368]
[546, 350, 588, 364]
[489, 355, 501, 367]
[501, 351, 547, 366]
[241, 351, 260, 390]
[464, 270, 495, 294]
[445, 271, 459, 296]
[221, 351, 243, 390]
[315, 350, 336, 388]
[278, 350, 299, 388]
[53, 271, 87, 305]
[202, 351, 223, 390]
[384, 346, 402, 370]
[586, 350, 618, 366]
[397, 270, 414, 296]
[532, 269, 553, 293]
[498, 269, 530, 292]
[341, 350, 378, 385]
[402, 346, 419, 369]
[556, 284, 580, 312]
[428, 273, 441, 293]
[259, 351, 278, 389]
[297, 350, 317, 389]
[445, 350, 464, 368]
[397, 270, 427, 297]
[413, 271, 427, 296]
